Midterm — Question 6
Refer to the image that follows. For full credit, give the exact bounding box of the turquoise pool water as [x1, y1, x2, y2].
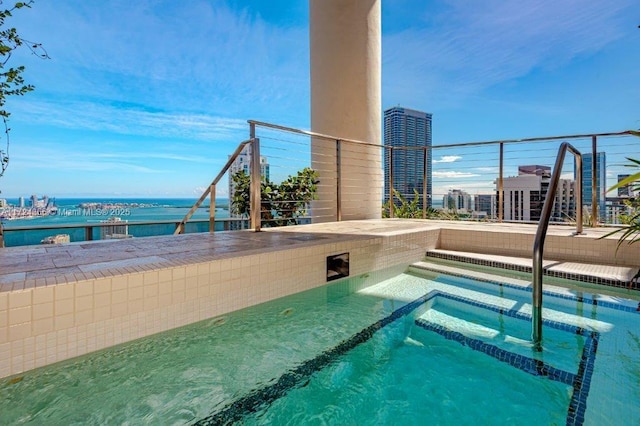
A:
[1, 267, 638, 425]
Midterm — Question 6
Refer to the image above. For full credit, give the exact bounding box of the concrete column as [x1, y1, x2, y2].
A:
[309, 0, 382, 222]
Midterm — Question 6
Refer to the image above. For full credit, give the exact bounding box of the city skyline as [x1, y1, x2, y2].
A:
[0, 0, 638, 198]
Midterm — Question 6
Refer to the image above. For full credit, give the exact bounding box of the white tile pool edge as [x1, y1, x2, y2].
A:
[0, 230, 439, 379]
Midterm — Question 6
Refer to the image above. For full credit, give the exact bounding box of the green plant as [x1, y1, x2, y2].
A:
[382, 189, 442, 219]
[602, 157, 640, 249]
[230, 167, 319, 227]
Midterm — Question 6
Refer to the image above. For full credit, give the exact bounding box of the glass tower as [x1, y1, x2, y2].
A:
[383, 107, 433, 208]
[576, 152, 606, 222]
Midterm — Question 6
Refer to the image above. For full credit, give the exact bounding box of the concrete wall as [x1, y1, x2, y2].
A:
[309, 0, 382, 221]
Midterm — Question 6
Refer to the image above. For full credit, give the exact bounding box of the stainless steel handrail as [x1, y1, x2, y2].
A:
[532, 142, 582, 351]
[174, 138, 254, 234]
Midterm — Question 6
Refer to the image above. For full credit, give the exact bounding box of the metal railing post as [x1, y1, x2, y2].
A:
[498, 142, 504, 222]
[209, 184, 216, 233]
[575, 155, 583, 233]
[591, 135, 598, 227]
[250, 122, 261, 232]
[336, 139, 342, 221]
[423, 147, 428, 219]
[388, 147, 394, 218]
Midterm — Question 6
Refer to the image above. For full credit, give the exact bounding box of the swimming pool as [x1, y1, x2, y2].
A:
[1, 264, 638, 425]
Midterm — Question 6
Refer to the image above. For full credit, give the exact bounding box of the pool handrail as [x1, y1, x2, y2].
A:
[532, 142, 582, 351]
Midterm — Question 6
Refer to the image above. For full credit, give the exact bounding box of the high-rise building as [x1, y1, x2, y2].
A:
[100, 217, 131, 239]
[228, 146, 270, 230]
[576, 153, 606, 222]
[474, 194, 496, 219]
[30, 194, 38, 208]
[498, 172, 576, 222]
[617, 174, 637, 198]
[18, 196, 25, 208]
[518, 165, 551, 177]
[443, 189, 471, 211]
[383, 106, 432, 208]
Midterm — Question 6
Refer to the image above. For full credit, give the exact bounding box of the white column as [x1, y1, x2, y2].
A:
[309, 0, 382, 222]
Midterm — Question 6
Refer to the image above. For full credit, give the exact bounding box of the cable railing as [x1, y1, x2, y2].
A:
[3, 123, 636, 248]
[248, 120, 638, 228]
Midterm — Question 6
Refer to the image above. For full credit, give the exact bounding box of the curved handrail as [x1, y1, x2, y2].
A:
[174, 139, 253, 234]
[532, 142, 582, 350]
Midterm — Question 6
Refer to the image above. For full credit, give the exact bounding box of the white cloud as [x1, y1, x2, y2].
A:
[15, 99, 249, 142]
[16, 0, 309, 123]
[433, 171, 481, 178]
[433, 155, 462, 163]
[475, 166, 499, 173]
[8, 144, 180, 174]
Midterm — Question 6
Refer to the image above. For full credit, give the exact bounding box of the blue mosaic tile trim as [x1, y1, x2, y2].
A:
[193, 291, 439, 425]
[425, 251, 638, 290]
[435, 291, 583, 335]
[414, 319, 576, 386]
[566, 332, 599, 426]
[414, 264, 640, 314]
[415, 291, 600, 426]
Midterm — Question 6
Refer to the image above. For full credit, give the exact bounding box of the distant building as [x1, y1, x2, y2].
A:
[499, 173, 576, 222]
[0, 199, 6, 208]
[617, 174, 637, 198]
[518, 165, 551, 177]
[228, 146, 270, 230]
[443, 189, 471, 211]
[474, 194, 496, 219]
[41, 234, 70, 244]
[100, 217, 131, 239]
[18, 197, 25, 208]
[383, 106, 433, 208]
[576, 152, 606, 222]
[30, 194, 38, 208]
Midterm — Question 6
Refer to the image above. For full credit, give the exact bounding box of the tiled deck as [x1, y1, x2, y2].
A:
[0, 219, 637, 292]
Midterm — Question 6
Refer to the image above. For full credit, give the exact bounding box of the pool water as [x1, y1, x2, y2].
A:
[1, 267, 638, 425]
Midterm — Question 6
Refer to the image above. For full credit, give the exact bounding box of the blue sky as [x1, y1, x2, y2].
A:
[1, 0, 638, 199]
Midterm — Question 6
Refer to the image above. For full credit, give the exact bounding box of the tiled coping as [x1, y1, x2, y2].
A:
[0, 219, 637, 378]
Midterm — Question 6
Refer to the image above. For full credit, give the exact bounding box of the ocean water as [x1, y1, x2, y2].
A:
[1, 198, 232, 246]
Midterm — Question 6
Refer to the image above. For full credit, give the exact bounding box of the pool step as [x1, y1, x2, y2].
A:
[417, 296, 545, 346]
[424, 249, 639, 290]
[409, 260, 640, 314]
[413, 294, 587, 383]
